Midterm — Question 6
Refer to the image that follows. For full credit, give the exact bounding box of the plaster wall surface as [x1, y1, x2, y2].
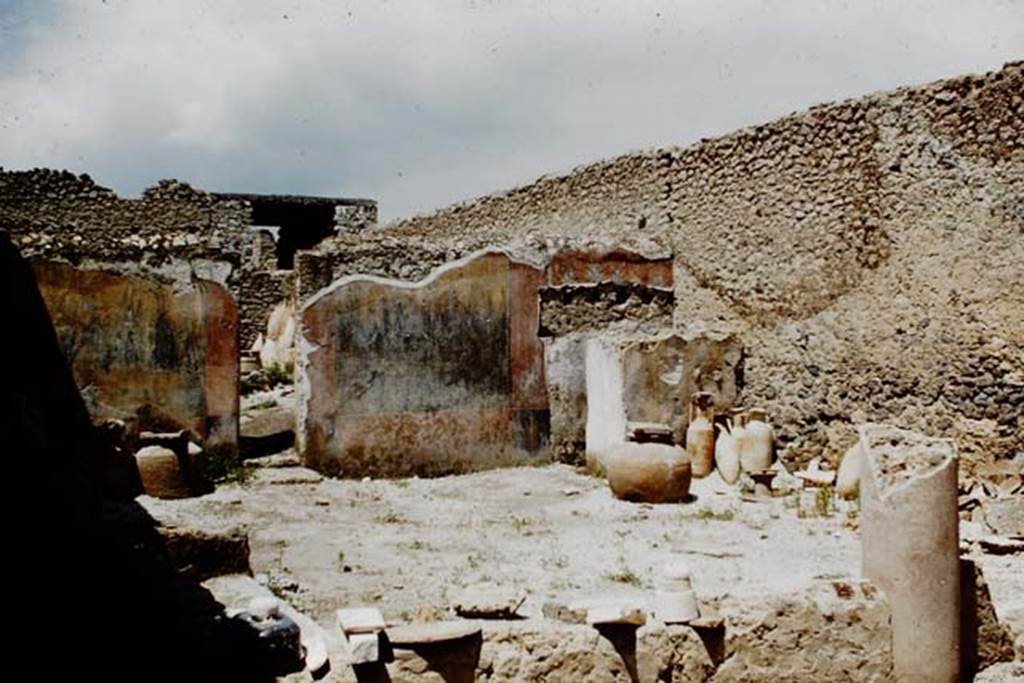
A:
[34, 260, 239, 450]
[316, 61, 1024, 469]
[297, 250, 549, 477]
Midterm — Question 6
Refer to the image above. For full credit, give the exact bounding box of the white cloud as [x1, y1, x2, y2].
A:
[1, 0, 1021, 220]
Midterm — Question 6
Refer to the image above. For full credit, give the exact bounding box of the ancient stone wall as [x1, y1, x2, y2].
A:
[316, 60, 1023, 468]
[0, 169, 378, 348]
[297, 250, 549, 477]
[33, 260, 239, 450]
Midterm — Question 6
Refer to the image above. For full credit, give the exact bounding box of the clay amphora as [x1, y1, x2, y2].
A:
[603, 442, 692, 503]
[731, 410, 750, 473]
[836, 442, 862, 498]
[686, 392, 716, 478]
[715, 421, 740, 484]
[743, 408, 774, 472]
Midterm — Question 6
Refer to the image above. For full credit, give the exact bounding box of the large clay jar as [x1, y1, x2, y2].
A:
[715, 422, 740, 484]
[743, 408, 774, 472]
[686, 393, 716, 478]
[135, 445, 191, 498]
[836, 441, 862, 498]
[730, 410, 750, 474]
[603, 442, 692, 503]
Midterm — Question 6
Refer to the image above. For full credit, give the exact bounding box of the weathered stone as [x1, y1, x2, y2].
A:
[860, 424, 960, 682]
[451, 582, 527, 619]
[337, 607, 387, 635]
[297, 250, 549, 477]
[240, 404, 295, 458]
[347, 632, 383, 664]
[236, 609, 304, 675]
[974, 662, 1024, 682]
[387, 621, 483, 647]
[713, 581, 893, 681]
[541, 601, 587, 624]
[984, 497, 1024, 537]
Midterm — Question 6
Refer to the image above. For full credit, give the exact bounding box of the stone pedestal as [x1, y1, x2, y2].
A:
[859, 424, 960, 683]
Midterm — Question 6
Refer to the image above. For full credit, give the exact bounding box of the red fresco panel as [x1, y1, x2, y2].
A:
[546, 248, 674, 289]
[509, 261, 548, 410]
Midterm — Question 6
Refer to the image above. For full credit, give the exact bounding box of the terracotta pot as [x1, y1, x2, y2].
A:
[715, 421, 740, 484]
[686, 393, 716, 478]
[603, 442, 692, 503]
[135, 445, 191, 498]
[742, 407, 774, 472]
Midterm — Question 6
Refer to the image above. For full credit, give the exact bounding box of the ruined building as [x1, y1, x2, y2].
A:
[2, 60, 1021, 681]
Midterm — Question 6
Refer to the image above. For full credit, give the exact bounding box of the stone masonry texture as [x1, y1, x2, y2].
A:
[314, 61, 1023, 470]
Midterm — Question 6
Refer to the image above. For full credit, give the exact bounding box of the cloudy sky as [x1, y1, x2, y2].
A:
[1, 1, 1021, 221]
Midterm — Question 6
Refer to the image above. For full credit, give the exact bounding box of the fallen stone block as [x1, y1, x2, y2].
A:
[712, 581, 892, 682]
[452, 582, 527, 619]
[156, 523, 251, 581]
[984, 497, 1024, 537]
[247, 449, 302, 469]
[541, 601, 587, 624]
[346, 632, 383, 665]
[240, 404, 295, 458]
[337, 607, 387, 635]
[387, 621, 483, 648]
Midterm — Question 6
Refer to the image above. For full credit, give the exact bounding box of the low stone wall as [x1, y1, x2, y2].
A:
[371, 581, 892, 682]
[34, 260, 239, 450]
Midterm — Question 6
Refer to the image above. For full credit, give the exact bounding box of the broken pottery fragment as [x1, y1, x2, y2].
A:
[602, 442, 691, 503]
[686, 392, 716, 478]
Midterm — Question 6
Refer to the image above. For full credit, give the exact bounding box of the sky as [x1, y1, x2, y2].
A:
[1, 1, 1021, 222]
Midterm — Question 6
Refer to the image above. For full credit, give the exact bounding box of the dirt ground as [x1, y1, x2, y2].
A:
[143, 458, 873, 625]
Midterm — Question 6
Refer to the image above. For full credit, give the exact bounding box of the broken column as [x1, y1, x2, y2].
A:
[859, 424, 960, 682]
